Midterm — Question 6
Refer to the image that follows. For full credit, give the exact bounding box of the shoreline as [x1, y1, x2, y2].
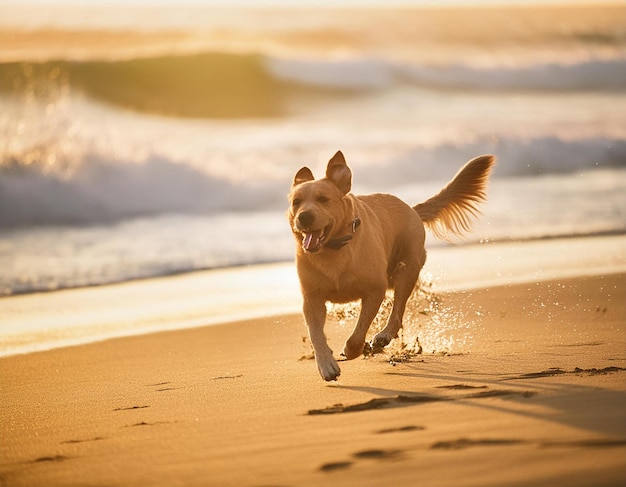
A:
[1, 233, 625, 358]
[3, 228, 625, 299]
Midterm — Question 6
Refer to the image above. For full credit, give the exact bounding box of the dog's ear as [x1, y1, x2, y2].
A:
[325, 151, 351, 195]
[293, 167, 315, 186]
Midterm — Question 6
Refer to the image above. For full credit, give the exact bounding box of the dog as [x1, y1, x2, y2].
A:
[288, 151, 495, 381]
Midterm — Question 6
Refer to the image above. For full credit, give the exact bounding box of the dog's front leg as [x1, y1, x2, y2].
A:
[303, 296, 341, 381]
[342, 291, 386, 360]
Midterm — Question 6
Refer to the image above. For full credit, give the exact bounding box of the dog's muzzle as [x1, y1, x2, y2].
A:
[299, 225, 331, 253]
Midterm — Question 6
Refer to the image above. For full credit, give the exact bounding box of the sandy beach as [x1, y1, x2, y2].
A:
[1, 236, 625, 487]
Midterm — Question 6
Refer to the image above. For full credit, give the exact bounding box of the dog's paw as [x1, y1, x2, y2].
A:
[341, 338, 365, 360]
[370, 332, 393, 354]
[316, 355, 341, 381]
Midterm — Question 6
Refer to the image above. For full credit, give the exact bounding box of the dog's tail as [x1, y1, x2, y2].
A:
[413, 155, 495, 241]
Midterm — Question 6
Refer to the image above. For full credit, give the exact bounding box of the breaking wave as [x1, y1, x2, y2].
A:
[268, 56, 626, 92]
[0, 152, 284, 227]
[2, 136, 624, 228]
[1, 53, 625, 119]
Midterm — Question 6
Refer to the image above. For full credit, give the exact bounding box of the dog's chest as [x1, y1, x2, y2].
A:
[298, 253, 386, 303]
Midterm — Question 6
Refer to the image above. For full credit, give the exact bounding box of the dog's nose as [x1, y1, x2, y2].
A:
[297, 211, 315, 228]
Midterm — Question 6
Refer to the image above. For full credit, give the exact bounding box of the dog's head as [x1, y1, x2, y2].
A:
[288, 151, 353, 254]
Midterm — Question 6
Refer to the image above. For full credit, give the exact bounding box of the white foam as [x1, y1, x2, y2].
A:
[265, 55, 626, 92]
[396, 58, 626, 92]
[266, 56, 392, 90]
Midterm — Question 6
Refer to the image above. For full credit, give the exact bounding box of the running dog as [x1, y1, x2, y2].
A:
[288, 151, 494, 380]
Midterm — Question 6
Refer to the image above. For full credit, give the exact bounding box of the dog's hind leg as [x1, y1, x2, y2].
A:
[342, 290, 386, 360]
[371, 262, 421, 353]
[303, 296, 341, 381]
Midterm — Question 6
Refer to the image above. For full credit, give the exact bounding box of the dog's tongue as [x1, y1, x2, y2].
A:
[302, 230, 323, 252]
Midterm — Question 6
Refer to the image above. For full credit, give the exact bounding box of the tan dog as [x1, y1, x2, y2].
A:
[288, 151, 495, 381]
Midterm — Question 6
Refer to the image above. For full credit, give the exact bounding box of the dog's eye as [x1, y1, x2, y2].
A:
[317, 195, 329, 203]
[292, 198, 302, 207]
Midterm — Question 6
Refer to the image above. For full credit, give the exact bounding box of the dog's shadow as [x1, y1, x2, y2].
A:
[319, 367, 626, 439]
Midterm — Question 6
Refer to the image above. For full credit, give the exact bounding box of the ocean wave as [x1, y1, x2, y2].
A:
[0, 152, 285, 227]
[268, 56, 626, 92]
[395, 58, 626, 92]
[356, 137, 626, 189]
[1, 136, 624, 229]
[1, 53, 625, 120]
[0, 53, 292, 119]
[265, 57, 392, 90]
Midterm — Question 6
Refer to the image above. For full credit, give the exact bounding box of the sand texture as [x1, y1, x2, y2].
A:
[1, 268, 625, 486]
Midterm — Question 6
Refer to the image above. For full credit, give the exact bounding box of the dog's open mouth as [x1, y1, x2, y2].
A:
[301, 225, 331, 253]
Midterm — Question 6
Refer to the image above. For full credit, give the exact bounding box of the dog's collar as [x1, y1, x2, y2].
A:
[325, 217, 361, 250]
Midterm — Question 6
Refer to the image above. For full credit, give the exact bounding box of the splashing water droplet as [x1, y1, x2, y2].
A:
[328, 276, 481, 357]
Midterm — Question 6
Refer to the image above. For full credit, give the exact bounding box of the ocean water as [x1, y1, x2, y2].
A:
[1, 4, 625, 296]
